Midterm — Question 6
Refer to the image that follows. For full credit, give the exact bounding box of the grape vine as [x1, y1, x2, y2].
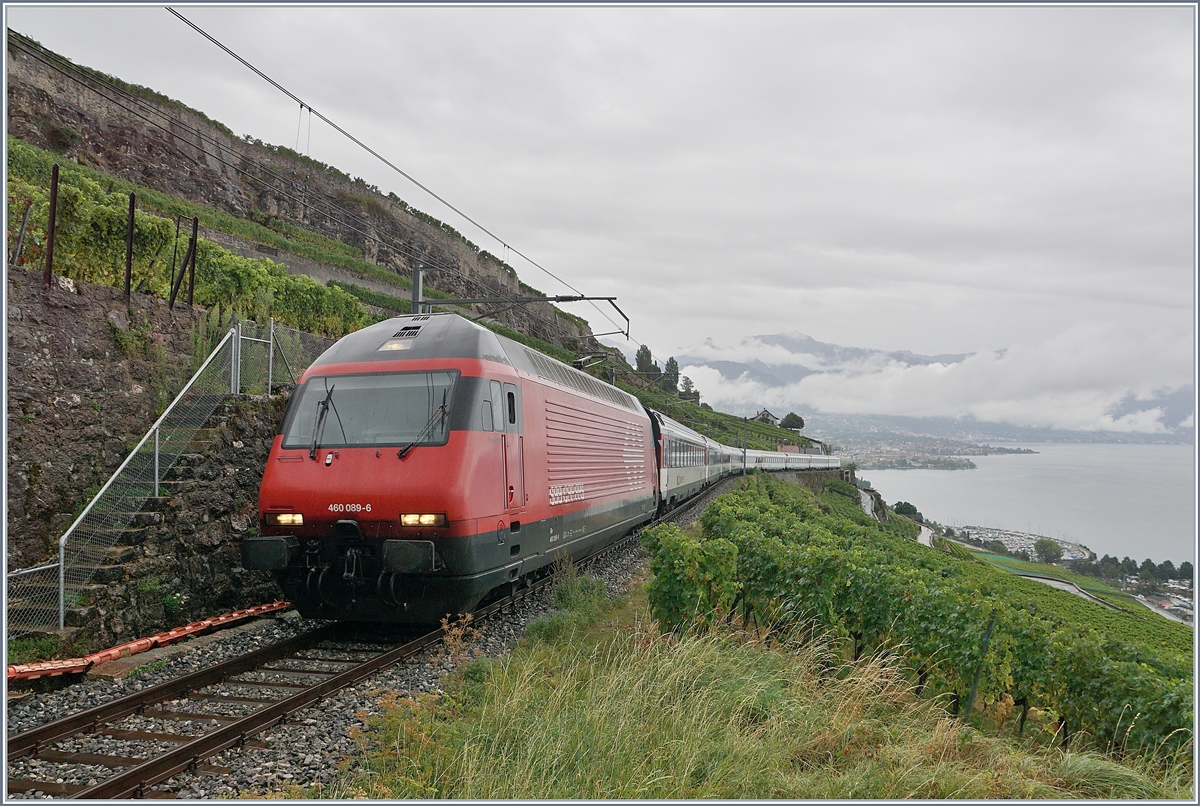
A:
[642, 475, 1192, 755]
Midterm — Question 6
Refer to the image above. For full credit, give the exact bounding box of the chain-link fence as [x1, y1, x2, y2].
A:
[5, 320, 336, 638]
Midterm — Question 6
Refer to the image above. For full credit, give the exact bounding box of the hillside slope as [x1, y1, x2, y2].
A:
[5, 32, 586, 348]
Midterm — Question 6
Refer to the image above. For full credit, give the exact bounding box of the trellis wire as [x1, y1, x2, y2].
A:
[5, 320, 335, 638]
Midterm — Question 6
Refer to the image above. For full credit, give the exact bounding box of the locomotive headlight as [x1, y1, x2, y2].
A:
[401, 513, 446, 527]
[266, 512, 303, 526]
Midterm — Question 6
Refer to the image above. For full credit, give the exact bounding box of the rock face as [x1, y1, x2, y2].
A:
[6, 35, 590, 347]
[6, 267, 286, 650]
[6, 267, 206, 571]
[5, 35, 603, 649]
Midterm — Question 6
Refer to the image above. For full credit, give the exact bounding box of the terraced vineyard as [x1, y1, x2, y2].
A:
[641, 475, 1193, 755]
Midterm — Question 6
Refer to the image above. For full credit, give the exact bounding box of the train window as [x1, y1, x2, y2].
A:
[501, 383, 520, 434]
[489, 381, 504, 431]
[481, 401, 494, 432]
[280, 370, 458, 450]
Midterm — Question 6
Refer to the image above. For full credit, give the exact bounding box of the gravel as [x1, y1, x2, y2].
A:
[6, 484, 738, 799]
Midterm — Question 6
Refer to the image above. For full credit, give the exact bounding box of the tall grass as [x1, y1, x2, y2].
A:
[323, 614, 1191, 799]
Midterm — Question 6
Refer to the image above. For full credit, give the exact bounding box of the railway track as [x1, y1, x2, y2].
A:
[6, 480, 731, 799]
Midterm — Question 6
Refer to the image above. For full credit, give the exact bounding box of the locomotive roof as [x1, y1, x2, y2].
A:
[310, 313, 513, 367]
[310, 314, 643, 413]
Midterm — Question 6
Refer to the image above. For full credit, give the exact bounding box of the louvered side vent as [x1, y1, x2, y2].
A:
[545, 399, 647, 499]
[523, 349, 638, 412]
[393, 327, 422, 339]
[410, 315, 431, 321]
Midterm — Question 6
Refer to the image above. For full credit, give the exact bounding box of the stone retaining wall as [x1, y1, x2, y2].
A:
[65, 398, 286, 652]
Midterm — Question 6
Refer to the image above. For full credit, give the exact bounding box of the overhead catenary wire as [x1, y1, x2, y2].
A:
[7, 32, 598, 349]
[164, 7, 626, 337]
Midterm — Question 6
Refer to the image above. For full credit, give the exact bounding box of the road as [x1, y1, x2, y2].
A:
[858, 489, 876, 520]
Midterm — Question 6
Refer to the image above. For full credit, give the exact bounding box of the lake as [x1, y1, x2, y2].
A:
[860, 442, 1196, 565]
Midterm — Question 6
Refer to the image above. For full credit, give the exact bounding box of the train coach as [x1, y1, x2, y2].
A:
[245, 312, 838, 624]
[745, 448, 841, 472]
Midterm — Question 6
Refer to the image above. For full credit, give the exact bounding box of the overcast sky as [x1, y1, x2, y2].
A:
[6, 4, 1196, 433]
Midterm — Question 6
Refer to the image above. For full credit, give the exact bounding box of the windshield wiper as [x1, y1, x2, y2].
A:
[398, 388, 449, 459]
[309, 382, 346, 459]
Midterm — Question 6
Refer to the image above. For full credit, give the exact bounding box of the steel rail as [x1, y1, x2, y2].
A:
[9, 483, 726, 798]
[6, 624, 338, 762]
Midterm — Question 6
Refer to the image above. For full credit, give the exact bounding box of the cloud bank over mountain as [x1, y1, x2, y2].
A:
[677, 324, 1194, 436]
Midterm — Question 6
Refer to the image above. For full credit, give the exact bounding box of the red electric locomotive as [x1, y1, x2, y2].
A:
[246, 313, 658, 624]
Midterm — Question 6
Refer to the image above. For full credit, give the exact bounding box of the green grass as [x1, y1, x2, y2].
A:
[7, 634, 64, 666]
[307, 567, 1191, 800]
[973, 552, 1144, 608]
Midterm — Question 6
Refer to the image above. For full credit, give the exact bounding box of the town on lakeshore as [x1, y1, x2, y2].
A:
[830, 435, 1037, 471]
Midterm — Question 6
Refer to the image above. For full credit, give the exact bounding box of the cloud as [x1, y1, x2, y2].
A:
[6, 5, 1192, 400]
[680, 320, 1192, 433]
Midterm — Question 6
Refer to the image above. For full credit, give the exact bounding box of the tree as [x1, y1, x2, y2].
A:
[1120, 556, 1139, 576]
[1033, 538, 1063, 564]
[661, 357, 679, 395]
[1137, 563, 1156, 594]
[894, 501, 919, 518]
[985, 540, 1009, 556]
[1157, 559, 1177, 580]
[1178, 561, 1193, 580]
[943, 527, 955, 537]
[780, 412, 805, 430]
[679, 376, 699, 402]
[1098, 555, 1120, 579]
[635, 344, 659, 377]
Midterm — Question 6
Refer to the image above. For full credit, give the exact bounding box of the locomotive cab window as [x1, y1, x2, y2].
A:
[280, 371, 459, 450]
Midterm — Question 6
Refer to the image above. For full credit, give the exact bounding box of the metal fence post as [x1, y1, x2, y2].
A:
[58, 541, 66, 630]
[267, 318, 275, 395]
[154, 426, 160, 498]
[233, 322, 242, 395]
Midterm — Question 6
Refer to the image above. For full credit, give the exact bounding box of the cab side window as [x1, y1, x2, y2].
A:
[489, 381, 504, 432]
[502, 383, 520, 433]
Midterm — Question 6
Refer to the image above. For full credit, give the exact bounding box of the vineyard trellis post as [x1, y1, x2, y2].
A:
[10, 198, 33, 268]
[187, 215, 197, 306]
[44, 163, 59, 287]
[961, 607, 998, 722]
[168, 217, 198, 310]
[124, 192, 135, 302]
